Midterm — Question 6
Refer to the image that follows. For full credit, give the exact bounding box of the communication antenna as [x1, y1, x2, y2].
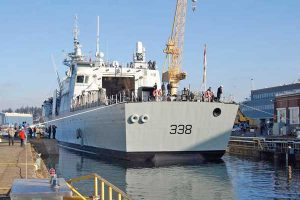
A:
[96, 16, 100, 59]
[192, 0, 197, 12]
[73, 15, 79, 41]
[251, 78, 254, 91]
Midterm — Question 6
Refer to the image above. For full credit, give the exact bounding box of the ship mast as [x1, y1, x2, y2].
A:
[95, 16, 101, 61]
[72, 15, 83, 61]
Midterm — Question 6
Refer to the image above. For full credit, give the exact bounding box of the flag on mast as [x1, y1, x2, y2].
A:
[202, 44, 207, 91]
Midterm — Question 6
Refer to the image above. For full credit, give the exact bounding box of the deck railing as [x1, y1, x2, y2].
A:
[229, 136, 300, 153]
[70, 90, 234, 112]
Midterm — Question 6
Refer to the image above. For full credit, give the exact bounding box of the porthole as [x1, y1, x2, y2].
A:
[213, 108, 221, 117]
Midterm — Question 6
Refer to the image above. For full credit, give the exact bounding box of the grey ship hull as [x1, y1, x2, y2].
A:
[50, 102, 238, 162]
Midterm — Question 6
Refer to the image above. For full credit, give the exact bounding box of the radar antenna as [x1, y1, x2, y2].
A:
[72, 15, 83, 61]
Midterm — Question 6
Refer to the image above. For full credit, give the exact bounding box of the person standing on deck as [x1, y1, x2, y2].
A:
[217, 85, 223, 102]
[167, 83, 171, 95]
[205, 87, 214, 102]
[161, 83, 166, 96]
[153, 83, 157, 90]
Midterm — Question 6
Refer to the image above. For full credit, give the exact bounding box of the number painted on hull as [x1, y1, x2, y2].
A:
[169, 125, 192, 134]
[170, 125, 177, 134]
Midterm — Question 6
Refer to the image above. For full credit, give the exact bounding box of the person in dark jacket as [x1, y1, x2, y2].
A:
[28, 127, 33, 138]
[52, 125, 57, 139]
[217, 85, 223, 102]
[48, 125, 52, 139]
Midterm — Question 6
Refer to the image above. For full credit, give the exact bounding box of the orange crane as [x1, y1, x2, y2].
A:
[162, 0, 197, 96]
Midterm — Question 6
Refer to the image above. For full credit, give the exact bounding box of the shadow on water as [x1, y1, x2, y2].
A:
[44, 146, 235, 200]
[45, 143, 226, 168]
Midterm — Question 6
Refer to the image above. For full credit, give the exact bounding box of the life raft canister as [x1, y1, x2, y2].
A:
[153, 89, 162, 97]
[204, 91, 211, 98]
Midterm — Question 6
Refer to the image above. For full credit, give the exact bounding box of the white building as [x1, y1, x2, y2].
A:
[0, 112, 33, 126]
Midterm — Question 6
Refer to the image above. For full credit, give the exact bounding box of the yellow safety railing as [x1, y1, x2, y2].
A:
[64, 173, 131, 200]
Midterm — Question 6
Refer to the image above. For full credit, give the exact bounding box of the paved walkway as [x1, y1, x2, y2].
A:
[0, 139, 36, 195]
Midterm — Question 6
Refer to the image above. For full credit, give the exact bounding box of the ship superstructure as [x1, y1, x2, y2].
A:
[43, 16, 160, 120]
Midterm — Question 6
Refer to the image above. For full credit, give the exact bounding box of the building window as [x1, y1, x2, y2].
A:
[76, 75, 84, 83]
[277, 108, 286, 123]
[289, 107, 299, 125]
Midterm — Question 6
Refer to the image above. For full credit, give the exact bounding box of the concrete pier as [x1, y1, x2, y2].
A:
[228, 136, 300, 164]
[0, 139, 48, 196]
[30, 139, 59, 157]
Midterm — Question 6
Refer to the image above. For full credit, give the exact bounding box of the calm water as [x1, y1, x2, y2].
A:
[45, 147, 300, 200]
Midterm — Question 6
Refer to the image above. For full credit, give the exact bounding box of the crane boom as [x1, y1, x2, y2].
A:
[162, 0, 189, 96]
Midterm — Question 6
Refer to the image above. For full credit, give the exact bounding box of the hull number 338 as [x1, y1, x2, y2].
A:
[170, 125, 192, 134]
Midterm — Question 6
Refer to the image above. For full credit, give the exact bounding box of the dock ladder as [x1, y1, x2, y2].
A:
[63, 173, 131, 200]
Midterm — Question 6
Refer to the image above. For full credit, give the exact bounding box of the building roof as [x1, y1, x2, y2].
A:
[276, 90, 300, 98]
[252, 82, 300, 93]
[4, 112, 32, 117]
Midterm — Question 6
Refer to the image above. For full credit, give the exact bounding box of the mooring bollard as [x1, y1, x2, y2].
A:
[286, 146, 291, 167]
[288, 165, 292, 180]
[49, 168, 59, 187]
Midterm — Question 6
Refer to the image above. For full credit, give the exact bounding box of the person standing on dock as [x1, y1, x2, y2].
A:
[28, 127, 33, 138]
[52, 125, 57, 139]
[48, 125, 52, 139]
[8, 126, 15, 146]
[19, 127, 26, 147]
[33, 126, 37, 138]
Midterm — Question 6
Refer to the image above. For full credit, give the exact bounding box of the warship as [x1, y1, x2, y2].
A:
[43, 1, 238, 162]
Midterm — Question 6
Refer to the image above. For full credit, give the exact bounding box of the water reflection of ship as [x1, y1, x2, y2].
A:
[49, 147, 235, 200]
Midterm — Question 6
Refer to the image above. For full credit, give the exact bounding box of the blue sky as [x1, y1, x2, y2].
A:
[0, 0, 299, 110]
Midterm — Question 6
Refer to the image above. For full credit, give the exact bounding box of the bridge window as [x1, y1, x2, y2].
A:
[76, 75, 84, 83]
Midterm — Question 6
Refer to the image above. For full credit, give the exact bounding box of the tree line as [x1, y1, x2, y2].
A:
[2, 106, 42, 121]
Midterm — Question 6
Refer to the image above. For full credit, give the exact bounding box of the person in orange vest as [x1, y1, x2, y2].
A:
[19, 127, 26, 147]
